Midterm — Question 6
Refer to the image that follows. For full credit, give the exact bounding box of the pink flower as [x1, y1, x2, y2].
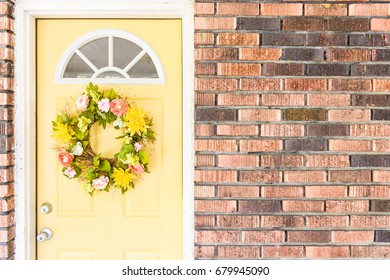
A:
[92, 176, 110, 190]
[58, 151, 74, 166]
[134, 142, 142, 152]
[97, 98, 110, 112]
[64, 167, 76, 178]
[130, 164, 145, 174]
[109, 99, 128, 117]
[76, 94, 89, 110]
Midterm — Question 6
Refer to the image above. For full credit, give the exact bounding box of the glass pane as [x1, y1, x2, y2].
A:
[128, 53, 158, 78]
[79, 37, 108, 69]
[113, 37, 143, 69]
[96, 71, 125, 79]
[63, 53, 94, 78]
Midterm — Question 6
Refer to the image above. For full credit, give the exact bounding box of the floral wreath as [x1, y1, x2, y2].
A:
[52, 82, 155, 196]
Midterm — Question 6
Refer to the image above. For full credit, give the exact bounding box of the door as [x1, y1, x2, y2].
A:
[36, 19, 182, 259]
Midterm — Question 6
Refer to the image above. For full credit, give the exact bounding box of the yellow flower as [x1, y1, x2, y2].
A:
[123, 105, 148, 136]
[111, 168, 136, 189]
[53, 122, 73, 144]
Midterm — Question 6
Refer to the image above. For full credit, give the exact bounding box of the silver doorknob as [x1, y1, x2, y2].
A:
[37, 227, 53, 242]
[40, 202, 53, 214]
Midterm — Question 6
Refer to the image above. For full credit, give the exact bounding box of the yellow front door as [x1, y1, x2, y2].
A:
[36, 19, 182, 259]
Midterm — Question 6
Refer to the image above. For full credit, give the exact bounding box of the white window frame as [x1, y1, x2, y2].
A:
[14, 0, 194, 260]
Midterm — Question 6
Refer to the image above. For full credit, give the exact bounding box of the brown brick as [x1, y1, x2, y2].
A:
[283, 201, 325, 212]
[349, 4, 390, 16]
[217, 125, 258, 136]
[283, 48, 324, 61]
[262, 33, 304, 46]
[306, 246, 350, 258]
[261, 215, 305, 228]
[307, 34, 347, 46]
[195, 246, 214, 259]
[351, 155, 390, 167]
[240, 48, 282, 61]
[218, 246, 259, 259]
[195, 78, 238, 91]
[326, 200, 369, 213]
[305, 186, 347, 198]
[195, 124, 214, 137]
[196, 230, 239, 243]
[217, 3, 259, 16]
[243, 230, 285, 243]
[195, 215, 215, 227]
[329, 171, 372, 183]
[375, 230, 390, 242]
[352, 65, 390, 76]
[329, 49, 370, 62]
[261, 186, 304, 198]
[217, 33, 259, 46]
[373, 140, 390, 152]
[195, 155, 215, 167]
[195, 140, 237, 152]
[328, 109, 370, 122]
[0, 2, 14, 17]
[284, 109, 327, 121]
[283, 18, 325, 31]
[217, 215, 259, 228]
[217, 186, 260, 198]
[195, 17, 236, 30]
[288, 231, 331, 243]
[240, 171, 282, 183]
[238, 109, 281, 121]
[351, 246, 390, 258]
[371, 19, 390, 31]
[237, 18, 281, 31]
[284, 171, 327, 183]
[306, 124, 349, 137]
[372, 110, 390, 121]
[307, 94, 350, 107]
[329, 79, 372, 92]
[328, 18, 369, 32]
[329, 140, 371, 152]
[218, 94, 259, 106]
[332, 231, 374, 243]
[373, 171, 390, 182]
[217, 63, 260, 76]
[371, 200, 390, 212]
[195, 200, 237, 213]
[195, 62, 215, 75]
[349, 186, 390, 198]
[196, 108, 236, 121]
[195, 170, 237, 183]
[195, 48, 238, 61]
[238, 200, 282, 213]
[351, 216, 390, 228]
[195, 93, 215, 106]
[240, 140, 283, 152]
[306, 155, 349, 168]
[217, 154, 258, 167]
[372, 49, 390, 61]
[305, 4, 347, 16]
[195, 3, 214, 15]
[240, 78, 282, 91]
[349, 34, 390, 47]
[306, 216, 349, 228]
[261, 3, 303, 16]
[285, 139, 327, 152]
[306, 64, 350, 76]
[262, 63, 305, 76]
[262, 246, 304, 258]
[195, 186, 215, 198]
[261, 124, 304, 137]
[285, 79, 326, 91]
[350, 124, 390, 137]
[261, 155, 304, 167]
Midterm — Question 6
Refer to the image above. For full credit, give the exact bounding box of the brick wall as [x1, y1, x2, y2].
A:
[0, 0, 14, 260]
[194, 1, 390, 259]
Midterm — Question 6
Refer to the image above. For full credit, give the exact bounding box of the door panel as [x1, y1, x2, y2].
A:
[36, 19, 182, 259]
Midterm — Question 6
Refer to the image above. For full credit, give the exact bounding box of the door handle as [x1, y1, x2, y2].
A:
[40, 202, 53, 214]
[37, 227, 53, 242]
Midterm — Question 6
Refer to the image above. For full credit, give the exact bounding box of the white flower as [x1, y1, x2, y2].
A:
[64, 167, 76, 178]
[71, 142, 84, 156]
[97, 98, 110, 112]
[134, 142, 142, 152]
[113, 118, 124, 128]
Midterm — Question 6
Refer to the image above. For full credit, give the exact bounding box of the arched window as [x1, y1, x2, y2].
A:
[55, 29, 166, 84]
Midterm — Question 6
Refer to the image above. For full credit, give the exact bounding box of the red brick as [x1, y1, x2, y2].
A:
[373, 171, 390, 182]
[195, 246, 214, 259]
[329, 79, 371, 92]
[371, 19, 390, 31]
[194, 186, 215, 198]
[0, 168, 13, 182]
[217, 154, 258, 167]
[0, 17, 13, 32]
[217, 3, 259, 15]
[217, 215, 259, 228]
[349, 186, 390, 198]
[196, 230, 239, 243]
[217, 125, 258, 136]
[351, 216, 390, 228]
[0, 78, 13, 91]
[306, 246, 350, 258]
[0, 33, 13, 46]
[329, 49, 370, 62]
[326, 200, 369, 213]
[0, 213, 13, 227]
[262, 94, 305, 106]
[218, 246, 259, 259]
[288, 231, 330, 243]
[242, 230, 285, 243]
[195, 48, 238, 61]
[0, 226, 15, 243]
[261, 3, 303, 15]
[332, 231, 374, 243]
[217, 63, 260, 76]
[195, 62, 216, 75]
[262, 246, 304, 258]
[195, 124, 214, 137]
[240, 171, 282, 183]
[284, 79, 326, 91]
[284, 171, 326, 183]
[306, 216, 349, 228]
[195, 200, 237, 213]
[305, 4, 347, 16]
[261, 216, 305, 228]
[241, 78, 282, 91]
[195, 3, 214, 15]
[349, 4, 390, 16]
[217, 186, 260, 198]
[240, 140, 283, 152]
[261, 124, 304, 137]
[306, 155, 349, 168]
[373, 140, 390, 152]
[218, 94, 259, 106]
[261, 186, 304, 198]
[283, 18, 325, 31]
[0, 48, 13, 60]
[329, 140, 371, 152]
[0, 153, 14, 166]
[305, 186, 347, 198]
[195, 140, 237, 152]
[238, 109, 281, 121]
[351, 124, 390, 136]
[195, 170, 237, 183]
[373, 80, 390, 92]
[307, 94, 349, 107]
[194, 17, 236, 30]
[217, 33, 259, 46]
[328, 109, 370, 122]
[194, 33, 214, 46]
[0, 184, 13, 197]
[261, 155, 304, 167]
[351, 246, 390, 258]
[195, 93, 215, 106]
[0, 2, 13, 17]
[240, 48, 282, 61]
[283, 201, 325, 212]
[195, 215, 215, 227]
[329, 171, 372, 183]
[195, 155, 215, 167]
[195, 78, 238, 91]
[0, 197, 14, 212]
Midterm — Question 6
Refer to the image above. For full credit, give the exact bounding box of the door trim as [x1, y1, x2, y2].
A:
[14, 0, 194, 260]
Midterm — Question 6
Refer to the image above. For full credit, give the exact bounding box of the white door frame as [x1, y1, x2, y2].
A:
[14, 0, 194, 260]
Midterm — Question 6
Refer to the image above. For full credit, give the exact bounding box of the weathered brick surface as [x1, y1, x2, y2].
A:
[194, 0, 390, 259]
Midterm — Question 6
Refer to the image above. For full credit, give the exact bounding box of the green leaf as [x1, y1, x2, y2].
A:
[144, 164, 150, 173]
[92, 155, 100, 167]
[82, 141, 89, 149]
[117, 144, 135, 161]
[103, 88, 118, 100]
[121, 187, 127, 194]
[99, 160, 111, 173]
[85, 168, 97, 181]
[138, 150, 149, 165]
